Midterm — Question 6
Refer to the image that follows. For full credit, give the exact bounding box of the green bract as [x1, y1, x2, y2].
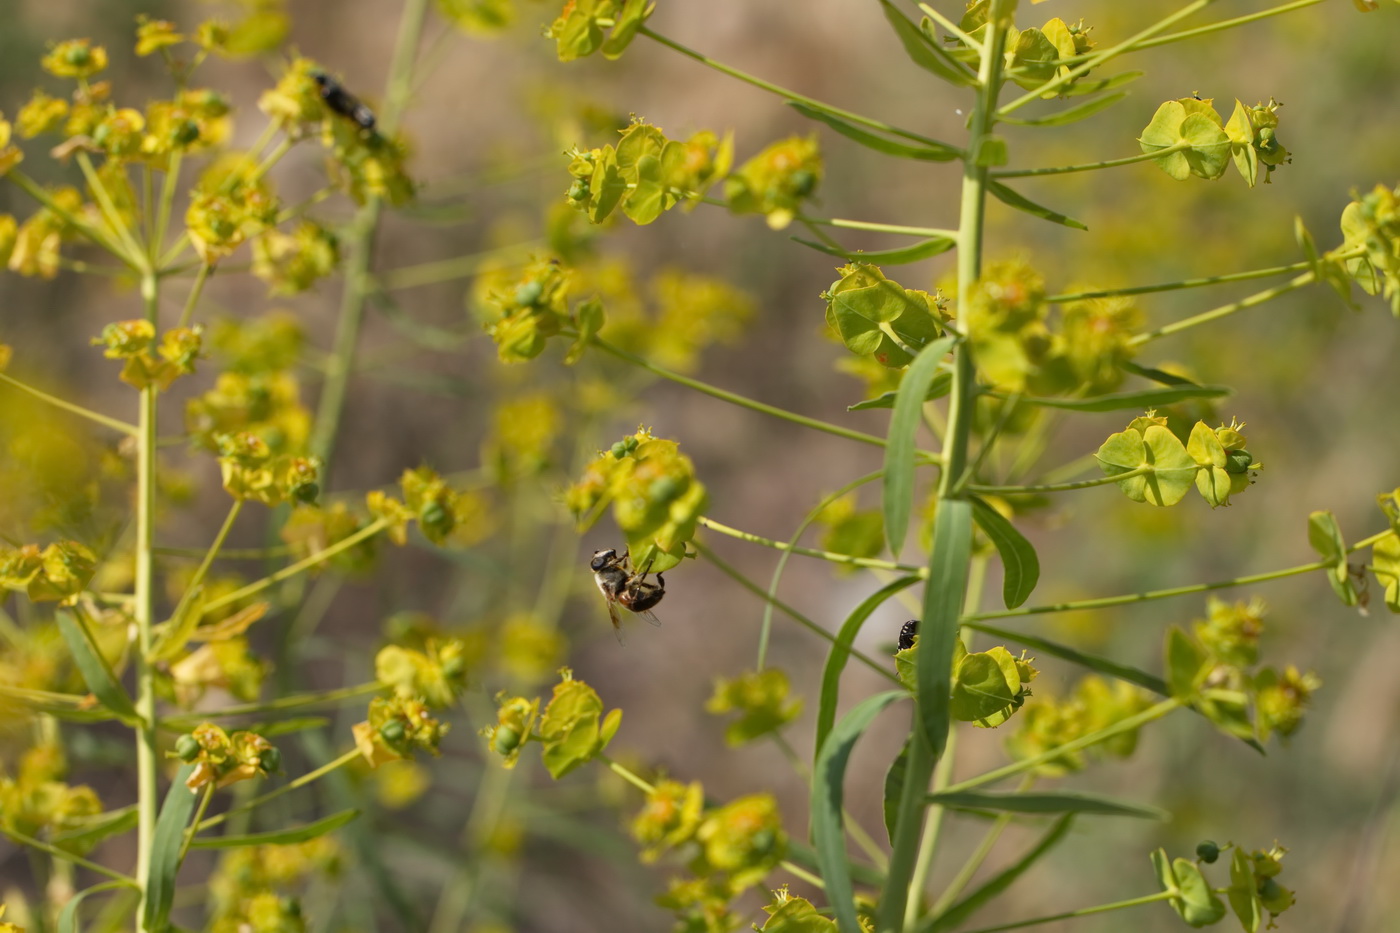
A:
[547, 0, 653, 62]
[537, 669, 622, 779]
[824, 263, 948, 369]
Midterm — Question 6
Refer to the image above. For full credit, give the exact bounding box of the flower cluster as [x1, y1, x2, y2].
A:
[352, 695, 450, 767]
[173, 723, 280, 792]
[566, 119, 732, 226]
[566, 428, 706, 572]
[91, 319, 204, 390]
[1007, 675, 1153, 775]
[208, 836, 342, 933]
[705, 669, 803, 746]
[547, 0, 653, 62]
[366, 466, 494, 548]
[723, 136, 822, 230]
[0, 744, 103, 849]
[1165, 598, 1321, 744]
[1340, 182, 1400, 315]
[187, 312, 310, 453]
[482, 669, 621, 778]
[0, 540, 97, 604]
[1097, 412, 1259, 508]
[824, 263, 949, 371]
[215, 432, 321, 506]
[1140, 97, 1290, 186]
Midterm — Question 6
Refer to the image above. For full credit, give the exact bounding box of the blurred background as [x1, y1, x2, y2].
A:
[1, 1, 1398, 931]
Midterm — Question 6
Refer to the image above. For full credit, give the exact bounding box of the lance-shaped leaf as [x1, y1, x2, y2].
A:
[189, 809, 360, 849]
[812, 690, 908, 933]
[988, 180, 1088, 230]
[55, 610, 138, 722]
[790, 102, 961, 162]
[926, 789, 1168, 819]
[925, 815, 1074, 931]
[793, 234, 956, 266]
[1019, 383, 1230, 412]
[877, 0, 978, 86]
[884, 336, 957, 555]
[970, 497, 1039, 609]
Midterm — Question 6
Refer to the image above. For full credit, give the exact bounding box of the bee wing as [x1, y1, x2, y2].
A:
[604, 597, 623, 633]
[638, 609, 662, 627]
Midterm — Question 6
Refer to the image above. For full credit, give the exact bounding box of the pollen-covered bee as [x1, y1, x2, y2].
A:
[589, 548, 665, 643]
[312, 71, 377, 131]
[898, 619, 918, 651]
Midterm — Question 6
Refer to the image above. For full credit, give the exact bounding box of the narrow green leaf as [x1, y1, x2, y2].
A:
[1019, 383, 1231, 412]
[789, 102, 961, 162]
[918, 498, 972, 757]
[1061, 70, 1144, 97]
[1002, 92, 1126, 127]
[965, 620, 1168, 695]
[54, 610, 139, 722]
[848, 372, 952, 411]
[882, 739, 911, 844]
[815, 575, 921, 765]
[884, 336, 957, 556]
[792, 234, 956, 265]
[143, 764, 198, 933]
[969, 497, 1039, 609]
[987, 180, 1088, 230]
[189, 808, 360, 849]
[812, 691, 907, 933]
[1120, 360, 1197, 387]
[58, 880, 135, 933]
[926, 789, 1168, 819]
[245, 716, 331, 738]
[923, 815, 1074, 932]
[51, 805, 139, 850]
[877, 0, 978, 86]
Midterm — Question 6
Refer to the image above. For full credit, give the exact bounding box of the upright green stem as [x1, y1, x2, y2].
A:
[133, 274, 161, 931]
[310, 0, 428, 471]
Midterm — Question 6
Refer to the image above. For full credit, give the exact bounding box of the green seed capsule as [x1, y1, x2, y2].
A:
[379, 720, 406, 745]
[175, 734, 201, 762]
[1196, 840, 1221, 863]
[493, 726, 521, 753]
[259, 747, 282, 773]
[514, 280, 544, 307]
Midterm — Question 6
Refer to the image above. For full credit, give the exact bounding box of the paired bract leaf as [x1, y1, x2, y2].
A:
[1308, 510, 1359, 606]
[1139, 99, 1231, 181]
[1096, 421, 1197, 506]
[1153, 848, 1228, 927]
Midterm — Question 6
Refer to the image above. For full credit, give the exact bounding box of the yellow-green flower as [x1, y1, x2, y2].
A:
[631, 779, 704, 862]
[16, 92, 69, 138]
[135, 17, 184, 56]
[41, 39, 109, 79]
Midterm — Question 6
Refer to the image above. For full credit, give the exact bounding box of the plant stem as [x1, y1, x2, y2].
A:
[958, 890, 1177, 933]
[1047, 261, 1311, 301]
[0, 827, 138, 887]
[178, 786, 216, 863]
[993, 144, 1188, 178]
[638, 26, 949, 147]
[7, 169, 131, 265]
[591, 336, 913, 454]
[695, 542, 903, 686]
[133, 274, 161, 932]
[963, 529, 1394, 621]
[0, 372, 138, 435]
[1129, 272, 1314, 344]
[199, 517, 391, 615]
[758, 471, 887, 670]
[966, 466, 1152, 495]
[880, 6, 1011, 929]
[77, 152, 149, 270]
[905, 726, 959, 930]
[153, 150, 183, 265]
[942, 699, 1181, 794]
[176, 262, 214, 329]
[378, 242, 541, 290]
[700, 515, 925, 575]
[161, 681, 383, 726]
[195, 748, 363, 833]
[809, 216, 961, 239]
[916, 3, 982, 51]
[308, 0, 427, 473]
[1128, 0, 1327, 52]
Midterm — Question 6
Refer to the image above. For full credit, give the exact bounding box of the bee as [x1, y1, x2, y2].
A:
[589, 548, 665, 643]
[312, 71, 377, 131]
[898, 619, 918, 651]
